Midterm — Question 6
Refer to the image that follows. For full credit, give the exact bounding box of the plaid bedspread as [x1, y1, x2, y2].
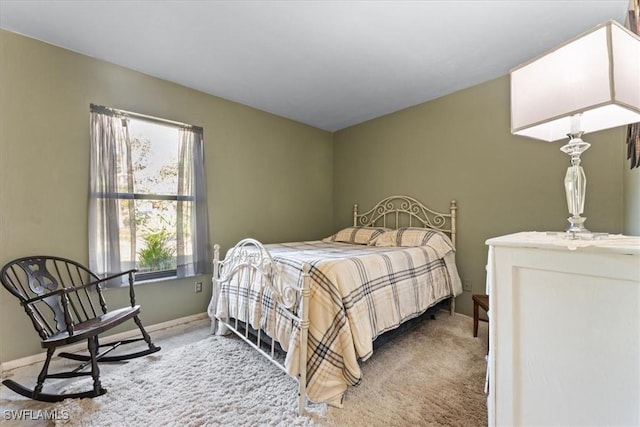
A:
[214, 240, 462, 407]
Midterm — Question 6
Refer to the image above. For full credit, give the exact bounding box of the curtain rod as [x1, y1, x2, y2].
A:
[90, 104, 203, 133]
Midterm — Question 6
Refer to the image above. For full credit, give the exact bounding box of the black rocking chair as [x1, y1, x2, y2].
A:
[1, 256, 161, 402]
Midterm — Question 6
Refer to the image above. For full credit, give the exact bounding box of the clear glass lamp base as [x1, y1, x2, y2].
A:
[561, 131, 592, 240]
[564, 216, 609, 240]
[566, 215, 589, 235]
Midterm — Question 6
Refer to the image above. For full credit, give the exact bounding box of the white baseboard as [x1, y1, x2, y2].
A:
[0, 312, 210, 374]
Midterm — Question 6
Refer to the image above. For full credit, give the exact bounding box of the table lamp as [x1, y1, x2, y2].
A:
[510, 20, 640, 236]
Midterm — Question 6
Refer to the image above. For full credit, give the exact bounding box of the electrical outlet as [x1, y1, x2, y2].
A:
[463, 279, 473, 292]
[194, 281, 203, 293]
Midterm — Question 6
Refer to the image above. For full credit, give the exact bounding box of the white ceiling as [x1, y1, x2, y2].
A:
[0, 1, 630, 131]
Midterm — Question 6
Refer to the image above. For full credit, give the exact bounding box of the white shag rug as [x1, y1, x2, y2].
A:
[52, 313, 488, 427]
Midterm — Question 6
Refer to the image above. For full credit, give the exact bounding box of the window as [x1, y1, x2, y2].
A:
[89, 105, 210, 284]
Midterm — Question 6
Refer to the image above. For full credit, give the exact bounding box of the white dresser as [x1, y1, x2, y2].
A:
[485, 232, 640, 426]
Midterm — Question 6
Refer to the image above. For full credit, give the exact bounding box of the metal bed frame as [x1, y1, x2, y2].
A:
[209, 195, 457, 414]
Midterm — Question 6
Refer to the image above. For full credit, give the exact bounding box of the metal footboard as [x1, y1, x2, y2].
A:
[208, 238, 310, 414]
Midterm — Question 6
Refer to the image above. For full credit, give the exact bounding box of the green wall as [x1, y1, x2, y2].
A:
[333, 76, 626, 315]
[0, 30, 334, 362]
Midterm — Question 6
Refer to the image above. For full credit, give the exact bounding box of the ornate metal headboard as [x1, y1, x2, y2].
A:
[353, 195, 457, 248]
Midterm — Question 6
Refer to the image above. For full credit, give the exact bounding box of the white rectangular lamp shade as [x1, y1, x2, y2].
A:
[511, 20, 640, 141]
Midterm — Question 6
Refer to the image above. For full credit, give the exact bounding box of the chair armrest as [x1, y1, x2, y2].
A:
[23, 269, 136, 303]
[21, 288, 67, 306]
[21, 287, 76, 336]
[76, 269, 139, 307]
[67, 269, 138, 293]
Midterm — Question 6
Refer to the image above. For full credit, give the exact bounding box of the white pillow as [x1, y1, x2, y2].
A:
[322, 226, 390, 245]
[374, 227, 454, 257]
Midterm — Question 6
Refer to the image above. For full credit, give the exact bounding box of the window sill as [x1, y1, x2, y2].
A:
[134, 275, 178, 286]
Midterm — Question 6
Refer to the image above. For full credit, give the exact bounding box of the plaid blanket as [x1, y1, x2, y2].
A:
[214, 240, 462, 407]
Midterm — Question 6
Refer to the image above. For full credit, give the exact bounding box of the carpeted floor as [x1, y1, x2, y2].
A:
[5, 312, 488, 426]
[327, 312, 488, 426]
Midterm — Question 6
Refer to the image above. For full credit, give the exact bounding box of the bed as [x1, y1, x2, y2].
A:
[207, 195, 462, 413]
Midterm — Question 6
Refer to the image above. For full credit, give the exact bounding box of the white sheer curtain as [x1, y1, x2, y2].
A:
[177, 127, 210, 277]
[88, 107, 135, 283]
